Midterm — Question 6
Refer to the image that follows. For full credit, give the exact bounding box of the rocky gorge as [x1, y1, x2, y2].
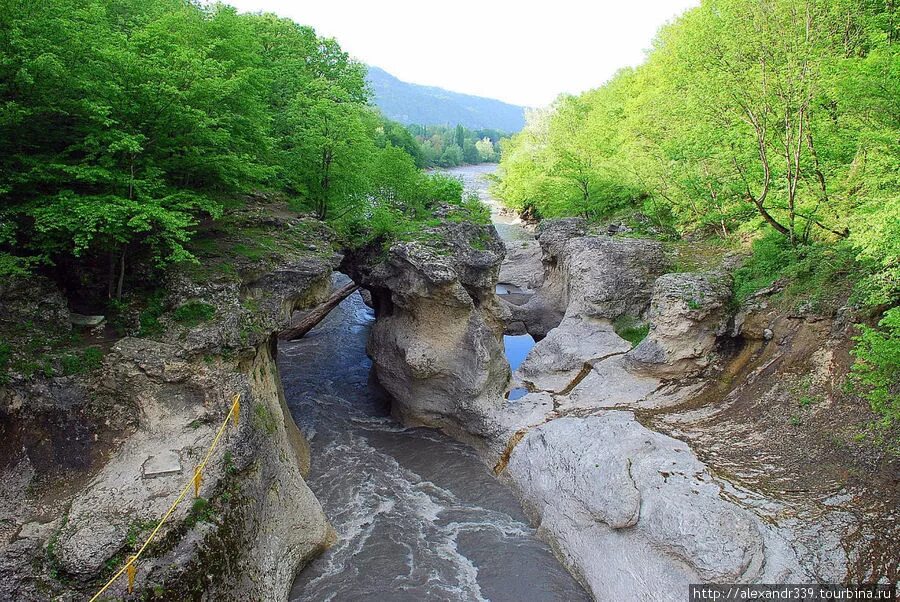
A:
[0, 205, 340, 600]
[336, 178, 897, 599]
[0, 176, 896, 601]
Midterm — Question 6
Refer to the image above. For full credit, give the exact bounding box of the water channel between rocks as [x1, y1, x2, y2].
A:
[284, 165, 587, 601]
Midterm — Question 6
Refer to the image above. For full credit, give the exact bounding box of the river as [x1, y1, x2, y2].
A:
[283, 164, 586, 601]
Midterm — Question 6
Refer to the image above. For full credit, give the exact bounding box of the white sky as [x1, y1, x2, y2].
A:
[222, 0, 699, 108]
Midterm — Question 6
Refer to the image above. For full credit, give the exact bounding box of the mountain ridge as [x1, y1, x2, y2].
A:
[367, 65, 526, 133]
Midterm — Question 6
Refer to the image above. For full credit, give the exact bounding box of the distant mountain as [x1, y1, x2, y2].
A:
[367, 66, 526, 133]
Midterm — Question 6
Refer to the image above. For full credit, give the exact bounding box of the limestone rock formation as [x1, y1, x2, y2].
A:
[0, 211, 337, 601]
[486, 220, 854, 600]
[506, 413, 808, 601]
[498, 239, 543, 292]
[503, 218, 667, 340]
[343, 221, 510, 438]
[626, 271, 734, 377]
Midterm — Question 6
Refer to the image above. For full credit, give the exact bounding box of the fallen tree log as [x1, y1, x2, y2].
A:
[278, 281, 360, 340]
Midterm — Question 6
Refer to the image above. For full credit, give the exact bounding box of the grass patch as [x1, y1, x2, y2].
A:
[172, 301, 216, 327]
[0, 342, 10, 384]
[732, 230, 860, 313]
[185, 497, 214, 527]
[60, 347, 104, 376]
[614, 315, 650, 347]
[849, 307, 900, 428]
[139, 291, 166, 337]
[252, 403, 277, 435]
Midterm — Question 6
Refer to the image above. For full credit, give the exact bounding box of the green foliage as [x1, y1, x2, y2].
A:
[333, 168, 483, 249]
[185, 497, 214, 527]
[1, 1, 459, 294]
[732, 233, 797, 302]
[406, 124, 507, 167]
[0, 342, 10, 385]
[495, 0, 898, 302]
[733, 230, 861, 312]
[850, 308, 900, 427]
[139, 291, 166, 337]
[60, 347, 104, 376]
[613, 316, 650, 347]
[252, 403, 277, 435]
[172, 302, 216, 327]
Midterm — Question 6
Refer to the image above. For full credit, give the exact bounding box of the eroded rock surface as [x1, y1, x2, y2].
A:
[506, 414, 812, 601]
[343, 221, 510, 438]
[626, 271, 734, 377]
[0, 210, 337, 601]
[505, 218, 666, 339]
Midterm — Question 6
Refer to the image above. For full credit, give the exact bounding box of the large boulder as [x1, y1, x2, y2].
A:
[504, 219, 666, 339]
[626, 271, 734, 377]
[343, 222, 510, 436]
[516, 316, 631, 392]
[506, 413, 806, 601]
[498, 239, 544, 292]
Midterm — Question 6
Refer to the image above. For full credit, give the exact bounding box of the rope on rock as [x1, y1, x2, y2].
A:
[88, 393, 241, 601]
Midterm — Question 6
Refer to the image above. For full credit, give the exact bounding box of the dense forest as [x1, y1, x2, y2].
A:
[0, 0, 487, 298]
[406, 124, 505, 167]
[495, 0, 898, 425]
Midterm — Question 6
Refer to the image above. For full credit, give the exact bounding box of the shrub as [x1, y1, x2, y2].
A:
[60, 347, 104, 376]
[733, 230, 861, 313]
[172, 302, 216, 327]
[613, 315, 649, 347]
[850, 307, 900, 427]
[139, 292, 166, 337]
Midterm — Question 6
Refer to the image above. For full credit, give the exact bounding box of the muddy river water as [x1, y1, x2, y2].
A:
[284, 165, 587, 601]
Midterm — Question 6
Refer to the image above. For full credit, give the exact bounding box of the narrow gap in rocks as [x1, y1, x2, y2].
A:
[279, 266, 589, 601]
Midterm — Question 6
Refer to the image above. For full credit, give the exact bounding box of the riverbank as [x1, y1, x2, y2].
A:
[346, 165, 898, 598]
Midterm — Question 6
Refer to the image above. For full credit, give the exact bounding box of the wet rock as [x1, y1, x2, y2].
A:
[626, 271, 734, 377]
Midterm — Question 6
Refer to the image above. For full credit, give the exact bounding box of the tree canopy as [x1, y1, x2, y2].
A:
[0, 0, 480, 295]
[495, 0, 898, 305]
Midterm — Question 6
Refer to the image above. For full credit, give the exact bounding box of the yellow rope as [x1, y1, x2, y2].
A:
[88, 393, 241, 602]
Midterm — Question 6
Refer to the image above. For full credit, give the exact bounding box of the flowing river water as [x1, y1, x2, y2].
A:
[283, 164, 586, 601]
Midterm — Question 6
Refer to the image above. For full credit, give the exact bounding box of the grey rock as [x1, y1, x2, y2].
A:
[498, 239, 543, 291]
[343, 222, 509, 436]
[517, 317, 630, 392]
[506, 413, 805, 600]
[69, 313, 105, 327]
[502, 220, 666, 340]
[0, 275, 71, 334]
[626, 271, 734, 377]
[141, 450, 183, 479]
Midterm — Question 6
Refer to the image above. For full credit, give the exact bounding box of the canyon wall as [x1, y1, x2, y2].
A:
[0, 213, 336, 601]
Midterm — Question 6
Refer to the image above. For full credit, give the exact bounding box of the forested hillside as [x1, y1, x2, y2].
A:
[495, 0, 898, 425]
[0, 0, 483, 299]
[367, 66, 526, 132]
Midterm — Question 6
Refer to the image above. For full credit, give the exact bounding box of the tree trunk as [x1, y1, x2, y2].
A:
[107, 250, 117, 299]
[116, 246, 127, 299]
[278, 281, 359, 341]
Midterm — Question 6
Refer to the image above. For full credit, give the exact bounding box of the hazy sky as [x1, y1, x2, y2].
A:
[223, 0, 699, 108]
